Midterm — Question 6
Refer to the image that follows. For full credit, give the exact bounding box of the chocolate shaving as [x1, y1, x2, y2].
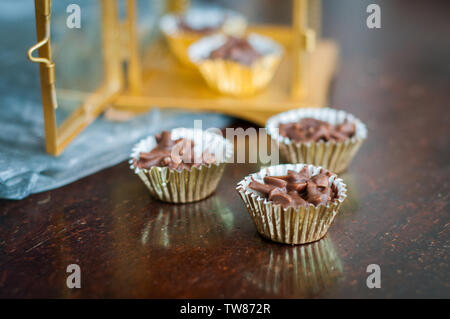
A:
[177, 18, 222, 34]
[133, 131, 216, 171]
[248, 167, 337, 208]
[279, 118, 356, 143]
[209, 36, 262, 66]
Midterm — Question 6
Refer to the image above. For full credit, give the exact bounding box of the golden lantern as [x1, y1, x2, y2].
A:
[28, 0, 338, 155]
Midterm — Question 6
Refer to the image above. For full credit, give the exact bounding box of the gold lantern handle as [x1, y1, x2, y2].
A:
[27, 23, 52, 66]
[27, 0, 57, 109]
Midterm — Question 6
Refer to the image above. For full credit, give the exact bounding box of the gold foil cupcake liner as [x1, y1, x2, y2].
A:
[266, 108, 368, 173]
[236, 164, 347, 245]
[189, 33, 283, 96]
[164, 33, 201, 68]
[130, 128, 233, 204]
[160, 8, 247, 67]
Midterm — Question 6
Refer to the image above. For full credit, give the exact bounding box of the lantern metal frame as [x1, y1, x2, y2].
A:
[28, 0, 338, 155]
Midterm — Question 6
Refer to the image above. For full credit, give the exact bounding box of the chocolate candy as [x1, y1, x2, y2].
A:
[248, 167, 336, 208]
[177, 18, 222, 34]
[133, 131, 216, 171]
[209, 36, 262, 66]
[279, 118, 356, 143]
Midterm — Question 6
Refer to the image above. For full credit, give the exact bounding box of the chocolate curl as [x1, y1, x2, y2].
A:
[306, 191, 331, 206]
[171, 139, 193, 165]
[310, 125, 331, 142]
[278, 117, 356, 143]
[248, 169, 335, 208]
[156, 131, 173, 148]
[286, 181, 307, 193]
[287, 191, 308, 206]
[136, 151, 169, 169]
[311, 174, 329, 188]
[248, 179, 276, 195]
[268, 188, 292, 208]
[135, 131, 217, 171]
[280, 123, 304, 142]
[278, 123, 288, 137]
[177, 18, 221, 34]
[320, 169, 334, 177]
[329, 131, 348, 142]
[280, 168, 309, 184]
[263, 176, 287, 188]
[336, 121, 356, 137]
[269, 168, 308, 182]
[306, 179, 332, 206]
[288, 167, 308, 177]
[138, 151, 165, 161]
[209, 36, 262, 66]
[302, 117, 328, 128]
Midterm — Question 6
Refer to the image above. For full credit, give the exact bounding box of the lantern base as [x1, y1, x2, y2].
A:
[113, 25, 338, 126]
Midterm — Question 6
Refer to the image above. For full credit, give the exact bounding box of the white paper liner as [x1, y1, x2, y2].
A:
[266, 108, 368, 173]
[236, 163, 347, 244]
[130, 128, 233, 203]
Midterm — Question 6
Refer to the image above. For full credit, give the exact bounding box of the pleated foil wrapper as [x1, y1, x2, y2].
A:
[130, 128, 233, 204]
[236, 164, 347, 245]
[188, 33, 283, 96]
[266, 108, 368, 173]
[159, 7, 247, 67]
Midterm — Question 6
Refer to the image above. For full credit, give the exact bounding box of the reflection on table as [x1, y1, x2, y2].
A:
[245, 237, 343, 297]
[141, 196, 234, 248]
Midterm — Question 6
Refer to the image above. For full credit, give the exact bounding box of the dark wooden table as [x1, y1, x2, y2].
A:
[1, 0, 449, 298]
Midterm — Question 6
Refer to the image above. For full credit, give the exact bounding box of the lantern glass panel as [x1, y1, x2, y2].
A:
[50, 0, 105, 125]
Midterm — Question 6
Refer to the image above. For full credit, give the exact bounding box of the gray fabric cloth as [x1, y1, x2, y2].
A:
[0, 1, 231, 200]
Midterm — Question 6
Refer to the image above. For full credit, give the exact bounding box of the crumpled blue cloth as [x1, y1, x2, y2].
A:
[0, 107, 231, 200]
[0, 1, 232, 199]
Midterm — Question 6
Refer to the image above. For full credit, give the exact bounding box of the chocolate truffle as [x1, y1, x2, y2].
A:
[248, 167, 337, 208]
[133, 131, 216, 171]
[279, 118, 356, 143]
[209, 36, 262, 66]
